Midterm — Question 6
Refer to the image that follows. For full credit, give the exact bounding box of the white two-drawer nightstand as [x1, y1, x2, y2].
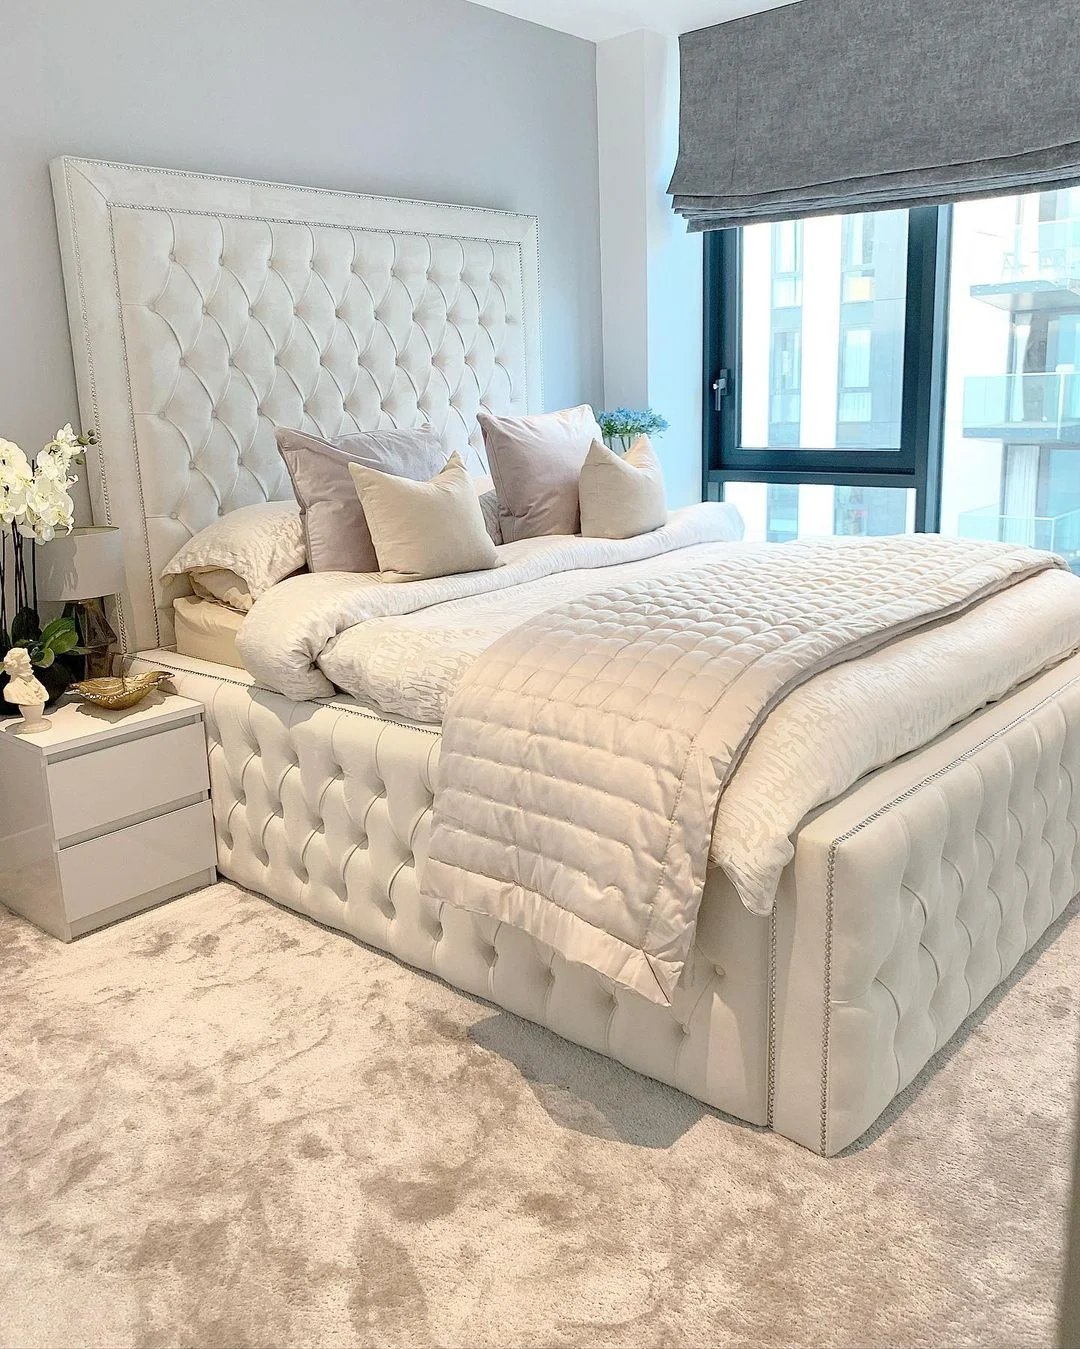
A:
[0, 692, 217, 940]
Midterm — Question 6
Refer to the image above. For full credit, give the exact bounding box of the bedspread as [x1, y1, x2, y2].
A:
[422, 535, 1074, 1005]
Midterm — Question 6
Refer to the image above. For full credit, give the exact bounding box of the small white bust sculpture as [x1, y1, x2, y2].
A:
[3, 648, 49, 728]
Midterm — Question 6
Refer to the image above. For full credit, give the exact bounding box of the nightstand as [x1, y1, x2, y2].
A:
[0, 692, 217, 940]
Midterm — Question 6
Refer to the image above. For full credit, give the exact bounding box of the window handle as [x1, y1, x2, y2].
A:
[713, 371, 729, 412]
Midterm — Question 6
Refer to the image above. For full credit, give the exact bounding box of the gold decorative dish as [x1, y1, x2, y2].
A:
[71, 671, 172, 710]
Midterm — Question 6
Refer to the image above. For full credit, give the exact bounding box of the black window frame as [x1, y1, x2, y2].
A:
[702, 203, 953, 534]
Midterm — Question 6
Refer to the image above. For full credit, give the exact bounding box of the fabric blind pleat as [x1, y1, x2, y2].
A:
[669, 0, 1080, 231]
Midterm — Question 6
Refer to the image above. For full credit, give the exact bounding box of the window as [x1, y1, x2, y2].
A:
[706, 188, 1080, 567]
[770, 329, 802, 435]
[771, 221, 803, 308]
[838, 327, 873, 424]
[766, 483, 800, 541]
[726, 481, 915, 544]
[939, 191, 1080, 573]
[705, 203, 947, 536]
[841, 214, 876, 302]
[731, 208, 910, 455]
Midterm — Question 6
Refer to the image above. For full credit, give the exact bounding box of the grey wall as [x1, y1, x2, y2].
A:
[1, 0, 602, 522]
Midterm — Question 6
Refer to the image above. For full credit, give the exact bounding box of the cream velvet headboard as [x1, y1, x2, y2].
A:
[50, 156, 542, 652]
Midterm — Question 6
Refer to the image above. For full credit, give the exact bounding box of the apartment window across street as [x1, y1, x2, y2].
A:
[703, 189, 1080, 574]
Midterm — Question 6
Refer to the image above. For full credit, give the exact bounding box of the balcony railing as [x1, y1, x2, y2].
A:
[1003, 218, 1080, 285]
[963, 371, 1080, 442]
[958, 503, 1080, 567]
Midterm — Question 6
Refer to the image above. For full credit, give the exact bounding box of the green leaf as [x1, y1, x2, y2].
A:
[46, 629, 80, 657]
[34, 648, 55, 669]
[40, 616, 77, 646]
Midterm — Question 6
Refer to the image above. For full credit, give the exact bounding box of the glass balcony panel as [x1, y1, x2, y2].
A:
[957, 504, 1080, 572]
[962, 372, 1080, 441]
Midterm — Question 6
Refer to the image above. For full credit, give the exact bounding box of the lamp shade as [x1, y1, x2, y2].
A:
[35, 526, 125, 602]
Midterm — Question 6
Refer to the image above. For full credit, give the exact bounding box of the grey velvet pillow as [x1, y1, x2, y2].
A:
[276, 426, 448, 572]
[479, 405, 603, 542]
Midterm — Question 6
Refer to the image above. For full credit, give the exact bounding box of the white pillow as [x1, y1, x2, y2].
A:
[347, 452, 499, 583]
[162, 501, 307, 603]
[579, 436, 668, 539]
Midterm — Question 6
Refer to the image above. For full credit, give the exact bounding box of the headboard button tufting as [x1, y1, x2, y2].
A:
[49, 158, 541, 651]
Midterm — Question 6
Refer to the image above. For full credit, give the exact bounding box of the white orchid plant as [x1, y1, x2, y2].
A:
[1, 424, 97, 686]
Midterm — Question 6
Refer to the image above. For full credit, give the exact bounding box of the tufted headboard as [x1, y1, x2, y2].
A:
[50, 156, 542, 652]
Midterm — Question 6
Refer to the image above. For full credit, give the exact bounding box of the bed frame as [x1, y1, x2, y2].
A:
[53, 157, 1080, 1154]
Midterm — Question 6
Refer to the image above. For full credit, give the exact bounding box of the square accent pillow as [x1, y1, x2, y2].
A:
[579, 435, 668, 539]
[277, 426, 448, 572]
[479, 405, 603, 542]
[348, 451, 500, 583]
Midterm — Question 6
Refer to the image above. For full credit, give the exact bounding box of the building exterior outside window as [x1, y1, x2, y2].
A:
[765, 483, 799, 541]
[736, 208, 911, 541]
[720, 189, 1080, 570]
[943, 187, 1080, 572]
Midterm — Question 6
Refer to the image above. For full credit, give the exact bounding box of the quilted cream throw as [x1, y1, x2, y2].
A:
[423, 535, 1065, 1005]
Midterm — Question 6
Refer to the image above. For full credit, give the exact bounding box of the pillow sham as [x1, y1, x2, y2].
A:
[162, 500, 306, 602]
[347, 451, 499, 584]
[277, 425, 448, 572]
[188, 567, 257, 612]
[579, 435, 668, 540]
[478, 405, 603, 542]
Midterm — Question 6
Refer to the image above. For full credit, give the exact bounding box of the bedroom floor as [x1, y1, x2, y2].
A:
[0, 884, 1075, 1349]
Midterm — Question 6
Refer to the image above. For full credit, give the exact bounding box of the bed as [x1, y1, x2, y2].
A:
[51, 156, 1080, 1154]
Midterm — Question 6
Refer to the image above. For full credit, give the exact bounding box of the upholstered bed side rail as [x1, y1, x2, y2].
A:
[772, 657, 1080, 1156]
[127, 654, 775, 1132]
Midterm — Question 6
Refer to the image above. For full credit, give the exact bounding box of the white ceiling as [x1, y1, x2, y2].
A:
[466, 0, 797, 41]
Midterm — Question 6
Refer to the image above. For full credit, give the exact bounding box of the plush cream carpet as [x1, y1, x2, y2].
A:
[1, 883, 1077, 1349]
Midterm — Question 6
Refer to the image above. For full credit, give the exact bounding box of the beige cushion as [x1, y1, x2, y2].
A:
[347, 452, 499, 584]
[579, 436, 668, 540]
[479, 405, 603, 542]
[277, 426, 448, 572]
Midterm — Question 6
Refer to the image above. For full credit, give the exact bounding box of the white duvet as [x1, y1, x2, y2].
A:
[239, 505, 747, 711]
[239, 505, 1080, 1002]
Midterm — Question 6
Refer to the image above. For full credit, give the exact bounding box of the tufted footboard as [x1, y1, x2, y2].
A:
[130, 652, 1080, 1154]
[771, 660, 1080, 1153]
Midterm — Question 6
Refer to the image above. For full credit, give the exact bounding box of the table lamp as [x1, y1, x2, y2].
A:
[36, 526, 125, 679]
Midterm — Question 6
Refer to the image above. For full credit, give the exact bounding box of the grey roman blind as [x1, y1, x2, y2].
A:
[669, 0, 1080, 231]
